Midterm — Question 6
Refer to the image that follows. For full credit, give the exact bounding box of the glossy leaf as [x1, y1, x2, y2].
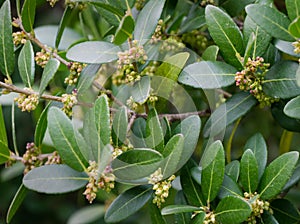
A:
[258, 151, 299, 200]
[286, 0, 300, 21]
[262, 211, 280, 224]
[114, 15, 135, 45]
[178, 61, 237, 89]
[35, 25, 82, 50]
[131, 76, 151, 104]
[173, 115, 201, 171]
[161, 134, 184, 178]
[112, 106, 128, 147]
[179, 15, 206, 34]
[0, 0, 14, 76]
[34, 103, 50, 147]
[243, 16, 272, 58]
[240, 149, 259, 193]
[48, 107, 88, 171]
[274, 39, 300, 57]
[0, 105, 8, 145]
[218, 174, 243, 199]
[145, 109, 164, 152]
[283, 165, 300, 191]
[271, 199, 300, 224]
[203, 92, 257, 138]
[244, 133, 267, 180]
[0, 140, 10, 164]
[149, 201, 167, 224]
[39, 58, 60, 96]
[161, 205, 201, 215]
[181, 163, 204, 207]
[200, 140, 225, 203]
[205, 5, 244, 69]
[55, 6, 73, 49]
[67, 205, 105, 224]
[201, 45, 219, 61]
[220, 0, 255, 17]
[263, 61, 300, 99]
[289, 17, 300, 38]
[21, 0, 36, 32]
[215, 196, 252, 224]
[245, 4, 295, 41]
[18, 41, 35, 88]
[130, 117, 147, 148]
[284, 95, 300, 119]
[104, 185, 152, 223]
[6, 184, 28, 223]
[23, 165, 88, 194]
[133, 0, 166, 43]
[67, 41, 121, 64]
[112, 148, 163, 181]
[225, 160, 240, 182]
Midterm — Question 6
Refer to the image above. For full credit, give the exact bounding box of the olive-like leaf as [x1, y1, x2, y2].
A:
[201, 45, 219, 61]
[289, 17, 300, 38]
[0, 105, 8, 145]
[18, 41, 35, 88]
[149, 201, 167, 224]
[21, 0, 36, 32]
[23, 165, 88, 194]
[34, 103, 50, 147]
[284, 95, 300, 119]
[55, 6, 73, 49]
[218, 174, 243, 199]
[271, 199, 300, 224]
[131, 76, 151, 104]
[39, 59, 60, 96]
[161, 205, 202, 215]
[104, 185, 153, 223]
[258, 151, 299, 200]
[274, 39, 300, 57]
[286, 0, 300, 21]
[67, 205, 105, 224]
[112, 106, 128, 147]
[0, 140, 10, 165]
[225, 160, 240, 182]
[114, 15, 135, 45]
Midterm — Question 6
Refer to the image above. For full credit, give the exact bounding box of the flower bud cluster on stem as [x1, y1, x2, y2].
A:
[14, 88, 39, 112]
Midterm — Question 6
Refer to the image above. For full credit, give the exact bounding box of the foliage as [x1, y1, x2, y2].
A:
[0, 0, 300, 223]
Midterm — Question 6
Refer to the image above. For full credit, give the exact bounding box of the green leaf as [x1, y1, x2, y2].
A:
[200, 140, 225, 203]
[145, 108, 164, 152]
[133, 0, 166, 44]
[179, 15, 206, 34]
[215, 196, 252, 224]
[67, 41, 121, 64]
[271, 199, 300, 224]
[173, 115, 201, 171]
[181, 163, 204, 207]
[243, 32, 256, 65]
[130, 117, 147, 148]
[258, 151, 299, 200]
[263, 61, 300, 99]
[0, 105, 8, 145]
[284, 95, 300, 119]
[112, 148, 163, 181]
[178, 61, 237, 89]
[274, 39, 300, 57]
[39, 58, 60, 96]
[240, 149, 259, 193]
[218, 174, 243, 199]
[112, 106, 128, 147]
[21, 0, 36, 32]
[34, 103, 50, 147]
[55, 6, 73, 49]
[161, 134, 184, 178]
[149, 202, 167, 224]
[18, 41, 35, 88]
[23, 165, 88, 194]
[0, 140, 10, 164]
[6, 184, 28, 224]
[201, 45, 219, 61]
[225, 160, 240, 182]
[245, 4, 295, 41]
[286, 0, 300, 21]
[114, 15, 135, 45]
[220, 0, 255, 17]
[35, 25, 82, 50]
[0, 0, 14, 76]
[262, 211, 280, 224]
[131, 76, 151, 104]
[67, 205, 105, 224]
[205, 5, 244, 69]
[88, 1, 123, 18]
[48, 107, 88, 171]
[161, 205, 202, 215]
[243, 16, 272, 58]
[244, 133, 267, 180]
[104, 185, 152, 223]
[190, 212, 205, 224]
[283, 165, 300, 191]
[289, 17, 300, 38]
[203, 92, 257, 138]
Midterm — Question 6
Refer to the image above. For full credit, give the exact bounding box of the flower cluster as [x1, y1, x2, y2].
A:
[83, 161, 115, 203]
[61, 90, 78, 116]
[235, 57, 278, 107]
[292, 39, 300, 54]
[45, 151, 61, 165]
[66, 0, 86, 10]
[14, 89, 39, 112]
[22, 142, 43, 174]
[160, 36, 185, 54]
[150, 20, 165, 44]
[47, 0, 59, 7]
[141, 61, 160, 77]
[182, 30, 208, 53]
[35, 49, 51, 68]
[244, 192, 272, 224]
[65, 62, 86, 85]
[135, 0, 146, 10]
[204, 212, 216, 224]
[12, 31, 27, 46]
[200, 0, 215, 6]
[148, 168, 175, 208]
[114, 41, 148, 85]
